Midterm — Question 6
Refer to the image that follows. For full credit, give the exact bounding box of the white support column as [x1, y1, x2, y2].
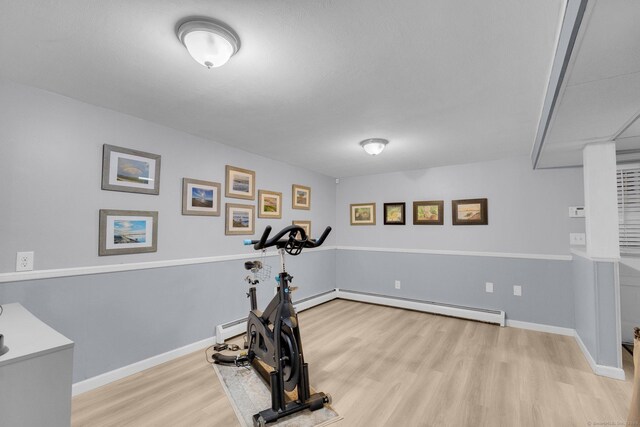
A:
[583, 142, 620, 259]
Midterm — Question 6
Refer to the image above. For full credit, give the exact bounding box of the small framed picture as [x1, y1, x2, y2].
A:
[225, 165, 256, 200]
[225, 203, 255, 235]
[99, 209, 158, 256]
[292, 184, 311, 210]
[413, 200, 444, 225]
[102, 144, 161, 195]
[350, 203, 376, 226]
[182, 178, 221, 216]
[452, 198, 488, 225]
[258, 190, 282, 219]
[292, 220, 311, 238]
[384, 202, 406, 225]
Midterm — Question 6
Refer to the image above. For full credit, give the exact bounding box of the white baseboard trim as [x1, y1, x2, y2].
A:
[72, 336, 216, 396]
[295, 289, 338, 312]
[505, 319, 575, 336]
[574, 332, 625, 381]
[594, 363, 626, 380]
[73, 289, 625, 396]
[336, 288, 506, 326]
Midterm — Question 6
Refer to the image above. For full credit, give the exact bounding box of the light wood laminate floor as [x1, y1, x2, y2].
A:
[72, 300, 634, 427]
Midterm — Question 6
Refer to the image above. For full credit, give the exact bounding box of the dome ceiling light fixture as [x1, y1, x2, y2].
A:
[360, 138, 389, 156]
[177, 19, 240, 69]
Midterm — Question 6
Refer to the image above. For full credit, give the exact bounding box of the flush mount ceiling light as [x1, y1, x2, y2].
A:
[177, 19, 240, 69]
[360, 138, 389, 156]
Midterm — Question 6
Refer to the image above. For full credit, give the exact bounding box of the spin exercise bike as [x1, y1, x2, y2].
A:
[213, 224, 332, 426]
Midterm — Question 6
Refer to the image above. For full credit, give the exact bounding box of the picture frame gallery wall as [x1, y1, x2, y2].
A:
[0, 80, 337, 272]
[99, 150, 319, 251]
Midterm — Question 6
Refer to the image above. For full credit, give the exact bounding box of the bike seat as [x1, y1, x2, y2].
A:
[245, 261, 262, 271]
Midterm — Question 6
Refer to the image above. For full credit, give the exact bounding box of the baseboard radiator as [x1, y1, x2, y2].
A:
[336, 289, 506, 326]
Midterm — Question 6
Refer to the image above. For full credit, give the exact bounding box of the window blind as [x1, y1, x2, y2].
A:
[617, 165, 640, 254]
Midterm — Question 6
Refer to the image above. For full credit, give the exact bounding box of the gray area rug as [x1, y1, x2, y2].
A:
[213, 363, 342, 427]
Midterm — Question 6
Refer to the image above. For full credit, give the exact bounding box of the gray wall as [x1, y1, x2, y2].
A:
[0, 250, 335, 383]
[572, 254, 598, 356]
[0, 78, 336, 273]
[0, 79, 337, 382]
[572, 252, 620, 368]
[336, 156, 584, 255]
[333, 156, 584, 329]
[336, 250, 574, 327]
[619, 258, 640, 343]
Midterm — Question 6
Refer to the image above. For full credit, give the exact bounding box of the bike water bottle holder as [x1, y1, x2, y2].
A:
[284, 234, 306, 256]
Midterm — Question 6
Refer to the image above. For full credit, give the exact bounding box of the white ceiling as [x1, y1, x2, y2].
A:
[537, 0, 640, 168]
[0, 0, 565, 177]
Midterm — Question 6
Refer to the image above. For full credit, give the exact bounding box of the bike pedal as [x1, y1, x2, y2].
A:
[213, 343, 228, 352]
[235, 354, 250, 367]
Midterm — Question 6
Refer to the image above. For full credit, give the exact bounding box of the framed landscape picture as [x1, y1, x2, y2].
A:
[225, 165, 255, 200]
[383, 202, 406, 225]
[292, 184, 311, 210]
[350, 203, 376, 226]
[258, 190, 282, 219]
[413, 200, 444, 225]
[292, 220, 311, 238]
[182, 178, 221, 216]
[99, 209, 158, 256]
[452, 198, 488, 225]
[102, 144, 161, 195]
[225, 203, 255, 235]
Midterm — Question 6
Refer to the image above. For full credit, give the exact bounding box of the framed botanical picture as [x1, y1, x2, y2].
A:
[258, 190, 282, 219]
[452, 198, 488, 225]
[225, 165, 255, 200]
[225, 203, 255, 235]
[102, 144, 161, 195]
[350, 203, 376, 225]
[292, 184, 311, 210]
[182, 178, 221, 216]
[292, 220, 311, 238]
[383, 202, 406, 225]
[413, 200, 444, 225]
[99, 209, 158, 256]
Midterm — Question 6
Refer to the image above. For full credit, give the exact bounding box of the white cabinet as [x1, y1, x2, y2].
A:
[0, 303, 74, 427]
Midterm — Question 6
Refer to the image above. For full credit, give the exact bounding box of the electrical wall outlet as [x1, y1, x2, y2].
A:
[485, 282, 494, 293]
[513, 285, 522, 296]
[394, 280, 401, 289]
[16, 251, 34, 272]
[569, 233, 586, 246]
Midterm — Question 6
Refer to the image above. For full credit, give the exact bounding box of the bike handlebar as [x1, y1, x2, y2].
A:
[243, 225, 332, 252]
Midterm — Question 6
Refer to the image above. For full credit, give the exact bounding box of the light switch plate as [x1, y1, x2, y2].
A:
[570, 233, 586, 246]
[568, 206, 585, 218]
[485, 282, 494, 293]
